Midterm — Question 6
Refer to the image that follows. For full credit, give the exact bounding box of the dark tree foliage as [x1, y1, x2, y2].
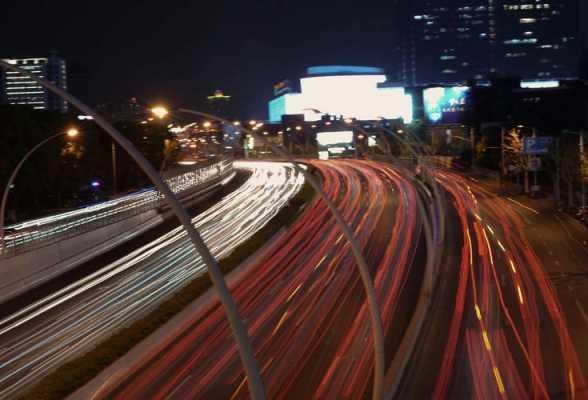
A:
[0, 105, 176, 222]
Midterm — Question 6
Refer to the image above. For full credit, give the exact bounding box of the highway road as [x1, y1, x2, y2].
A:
[1, 159, 231, 254]
[397, 170, 588, 399]
[98, 160, 425, 399]
[0, 161, 303, 399]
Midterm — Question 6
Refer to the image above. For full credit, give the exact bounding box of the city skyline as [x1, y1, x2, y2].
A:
[3, 3, 588, 399]
[1, 1, 585, 118]
[1, 1, 399, 118]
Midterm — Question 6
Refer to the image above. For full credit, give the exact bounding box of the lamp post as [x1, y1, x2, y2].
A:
[111, 141, 117, 195]
[565, 131, 586, 208]
[0, 60, 266, 400]
[0, 128, 80, 243]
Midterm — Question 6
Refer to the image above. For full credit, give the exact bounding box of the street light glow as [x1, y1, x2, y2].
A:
[151, 106, 169, 119]
[66, 128, 80, 138]
[203, 121, 212, 128]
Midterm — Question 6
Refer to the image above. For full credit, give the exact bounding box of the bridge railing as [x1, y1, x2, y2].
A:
[0, 158, 233, 258]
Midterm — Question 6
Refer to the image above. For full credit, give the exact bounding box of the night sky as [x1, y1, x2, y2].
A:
[2, 1, 398, 118]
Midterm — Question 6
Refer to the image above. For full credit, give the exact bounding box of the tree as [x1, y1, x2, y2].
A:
[503, 128, 524, 175]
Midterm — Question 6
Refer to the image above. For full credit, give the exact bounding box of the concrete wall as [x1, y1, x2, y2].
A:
[0, 210, 164, 304]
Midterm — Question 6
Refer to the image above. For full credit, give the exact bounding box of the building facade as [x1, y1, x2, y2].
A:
[1, 55, 68, 113]
[497, 0, 579, 81]
[403, 1, 497, 86]
[403, 0, 579, 85]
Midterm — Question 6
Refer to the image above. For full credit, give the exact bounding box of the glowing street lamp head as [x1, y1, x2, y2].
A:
[203, 121, 212, 128]
[151, 106, 169, 119]
[66, 128, 80, 138]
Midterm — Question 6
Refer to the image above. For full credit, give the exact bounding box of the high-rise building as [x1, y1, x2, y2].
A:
[402, 0, 579, 85]
[402, 1, 497, 86]
[497, 0, 578, 81]
[0, 54, 68, 113]
[580, 0, 588, 79]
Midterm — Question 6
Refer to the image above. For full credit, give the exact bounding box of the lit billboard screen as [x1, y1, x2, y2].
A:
[269, 93, 303, 122]
[316, 131, 353, 146]
[423, 86, 469, 124]
[269, 75, 413, 123]
[316, 131, 355, 158]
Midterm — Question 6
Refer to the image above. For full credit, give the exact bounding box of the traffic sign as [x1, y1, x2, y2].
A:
[523, 137, 553, 155]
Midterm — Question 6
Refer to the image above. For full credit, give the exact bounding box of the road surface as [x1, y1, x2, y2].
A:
[97, 160, 425, 399]
[0, 161, 302, 399]
[397, 170, 588, 399]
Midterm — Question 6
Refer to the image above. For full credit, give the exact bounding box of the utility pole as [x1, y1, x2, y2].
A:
[554, 138, 561, 208]
[111, 141, 117, 196]
[499, 126, 505, 192]
[531, 128, 539, 197]
[470, 126, 475, 168]
[581, 131, 586, 208]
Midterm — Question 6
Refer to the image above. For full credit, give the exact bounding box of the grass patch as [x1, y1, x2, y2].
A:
[19, 176, 315, 400]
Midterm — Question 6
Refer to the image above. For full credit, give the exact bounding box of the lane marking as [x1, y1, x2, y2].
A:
[509, 259, 517, 274]
[576, 300, 588, 328]
[493, 366, 506, 395]
[507, 197, 540, 215]
[517, 285, 525, 305]
[287, 284, 302, 302]
[315, 255, 327, 270]
[569, 370, 576, 400]
[273, 311, 289, 335]
[497, 240, 506, 252]
[475, 305, 482, 320]
[230, 376, 247, 400]
[483, 330, 492, 351]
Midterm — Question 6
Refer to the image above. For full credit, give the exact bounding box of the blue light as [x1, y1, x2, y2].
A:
[91, 180, 100, 188]
[307, 65, 385, 76]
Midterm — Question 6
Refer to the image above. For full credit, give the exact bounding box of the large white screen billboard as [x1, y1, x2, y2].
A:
[269, 75, 413, 123]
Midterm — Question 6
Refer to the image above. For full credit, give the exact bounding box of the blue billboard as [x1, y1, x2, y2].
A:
[423, 86, 470, 124]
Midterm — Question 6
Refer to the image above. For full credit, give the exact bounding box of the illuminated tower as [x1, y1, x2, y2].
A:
[206, 90, 232, 119]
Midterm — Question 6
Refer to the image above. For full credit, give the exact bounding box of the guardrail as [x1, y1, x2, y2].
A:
[0, 159, 233, 258]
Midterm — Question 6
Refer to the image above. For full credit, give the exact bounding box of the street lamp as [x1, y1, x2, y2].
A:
[66, 128, 80, 138]
[151, 106, 169, 119]
[1, 128, 80, 243]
